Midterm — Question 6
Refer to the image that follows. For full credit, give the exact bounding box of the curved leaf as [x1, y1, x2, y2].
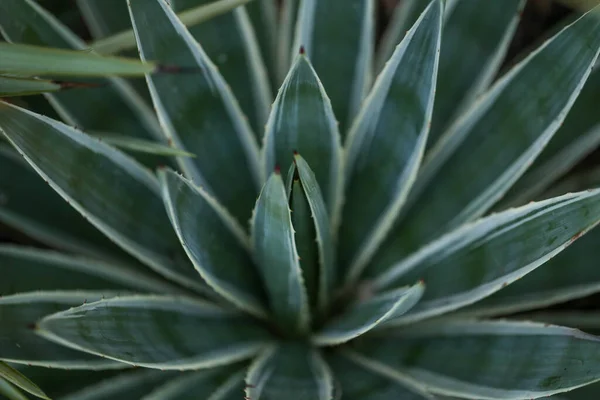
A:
[0, 76, 88, 97]
[94, 134, 195, 157]
[0, 102, 208, 294]
[89, 0, 252, 55]
[159, 168, 267, 317]
[427, 0, 525, 149]
[292, 0, 375, 134]
[341, 0, 442, 282]
[0, 245, 181, 296]
[144, 367, 244, 400]
[0, 379, 28, 400]
[251, 172, 310, 334]
[0, 292, 124, 369]
[368, 6, 600, 276]
[313, 283, 424, 346]
[261, 53, 343, 223]
[0, 362, 49, 400]
[0, 0, 164, 149]
[128, 0, 260, 225]
[36, 296, 271, 370]
[352, 319, 600, 399]
[276, 0, 299, 83]
[170, 0, 272, 136]
[295, 154, 336, 311]
[458, 225, 600, 317]
[374, 189, 600, 325]
[246, 0, 278, 90]
[245, 343, 333, 400]
[0, 145, 135, 263]
[61, 370, 175, 400]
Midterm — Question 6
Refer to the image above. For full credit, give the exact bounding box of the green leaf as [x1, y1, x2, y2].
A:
[376, 0, 430, 71]
[0, 144, 136, 263]
[261, 53, 343, 224]
[0, 42, 155, 77]
[0, 245, 181, 296]
[144, 368, 244, 400]
[294, 154, 336, 311]
[77, 0, 133, 40]
[0, 362, 49, 400]
[251, 172, 310, 334]
[293, 0, 375, 134]
[368, 6, 600, 277]
[128, 0, 260, 225]
[427, 0, 526, 149]
[245, 343, 333, 400]
[352, 319, 600, 399]
[94, 134, 195, 157]
[0, 102, 208, 295]
[90, 0, 252, 55]
[36, 295, 272, 370]
[159, 168, 267, 317]
[327, 352, 435, 400]
[61, 370, 175, 400]
[0, 378, 28, 400]
[501, 67, 600, 207]
[246, 0, 278, 90]
[341, 0, 442, 283]
[276, 0, 299, 83]
[0, 0, 164, 146]
[0, 292, 124, 369]
[373, 189, 600, 325]
[519, 311, 600, 336]
[169, 0, 272, 136]
[313, 283, 424, 346]
[457, 226, 600, 317]
[0, 75, 94, 97]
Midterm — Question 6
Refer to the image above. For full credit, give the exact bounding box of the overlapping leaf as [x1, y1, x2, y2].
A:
[0, 102, 208, 294]
[341, 0, 442, 282]
[37, 296, 271, 369]
[0, 362, 49, 400]
[144, 368, 244, 400]
[367, 6, 600, 277]
[128, 0, 260, 225]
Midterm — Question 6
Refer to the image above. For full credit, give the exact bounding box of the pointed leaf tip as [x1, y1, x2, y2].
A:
[299, 45, 306, 55]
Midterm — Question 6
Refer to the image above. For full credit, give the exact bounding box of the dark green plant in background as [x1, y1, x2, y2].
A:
[1, 0, 600, 399]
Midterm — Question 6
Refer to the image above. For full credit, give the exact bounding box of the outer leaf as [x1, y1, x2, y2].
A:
[171, 0, 272, 136]
[61, 370, 175, 400]
[0, 362, 49, 400]
[295, 154, 336, 310]
[292, 0, 374, 133]
[246, 0, 278, 90]
[0, 102, 208, 294]
[458, 226, 600, 317]
[143, 367, 244, 400]
[0, 292, 123, 369]
[0, 145, 134, 263]
[0, 43, 154, 77]
[427, 0, 525, 149]
[262, 53, 343, 223]
[501, 67, 600, 207]
[36, 295, 271, 370]
[159, 169, 267, 317]
[0, 0, 164, 146]
[373, 189, 600, 325]
[128, 0, 260, 225]
[251, 172, 310, 334]
[88, 0, 252, 55]
[327, 352, 436, 400]
[368, 7, 600, 276]
[0, 245, 181, 296]
[341, 0, 441, 282]
[352, 319, 600, 399]
[313, 283, 424, 346]
[0, 379, 28, 400]
[95, 134, 195, 157]
[520, 312, 600, 336]
[245, 344, 333, 400]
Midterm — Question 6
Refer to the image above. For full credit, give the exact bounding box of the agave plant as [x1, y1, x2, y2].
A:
[2, 0, 600, 398]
